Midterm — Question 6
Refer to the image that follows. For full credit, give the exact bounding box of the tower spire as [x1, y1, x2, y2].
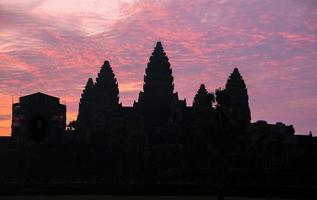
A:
[94, 60, 119, 109]
[77, 78, 95, 136]
[193, 84, 214, 112]
[136, 41, 174, 108]
[77, 61, 120, 139]
[225, 67, 251, 125]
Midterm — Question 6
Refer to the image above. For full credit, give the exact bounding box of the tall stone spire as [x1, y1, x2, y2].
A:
[79, 78, 94, 105]
[77, 61, 120, 139]
[94, 60, 119, 110]
[225, 68, 251, 125]
[193, 84, 214, 112]
[77, 78, 95, 138]
[226, 68, 247, 93]
[136, 42, 174, 108]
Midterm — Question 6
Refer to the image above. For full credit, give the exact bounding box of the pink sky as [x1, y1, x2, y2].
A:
[0, 0, 316, 136]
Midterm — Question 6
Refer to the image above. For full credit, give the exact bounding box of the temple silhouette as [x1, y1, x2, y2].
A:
[0, 42, 316, 197]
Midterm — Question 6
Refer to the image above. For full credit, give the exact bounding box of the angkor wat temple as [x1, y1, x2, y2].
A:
[0, 42, 316, 196]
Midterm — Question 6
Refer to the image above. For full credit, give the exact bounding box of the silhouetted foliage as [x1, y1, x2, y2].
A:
[66, 120, 78, 132]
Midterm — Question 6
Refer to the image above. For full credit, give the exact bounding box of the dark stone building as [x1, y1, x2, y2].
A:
[11, 92, 66, 143]
[0, 41, 316, 196]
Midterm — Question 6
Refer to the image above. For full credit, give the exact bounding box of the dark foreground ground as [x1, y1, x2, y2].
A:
[0, 196, 307, 200]
[1, 183, 316, 199]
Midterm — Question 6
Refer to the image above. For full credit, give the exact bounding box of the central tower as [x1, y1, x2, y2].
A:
[134, 42, 185, 126]
[135, 41, 175, 109]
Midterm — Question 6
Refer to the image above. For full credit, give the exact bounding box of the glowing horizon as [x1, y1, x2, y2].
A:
[0, 0, 316, 136]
